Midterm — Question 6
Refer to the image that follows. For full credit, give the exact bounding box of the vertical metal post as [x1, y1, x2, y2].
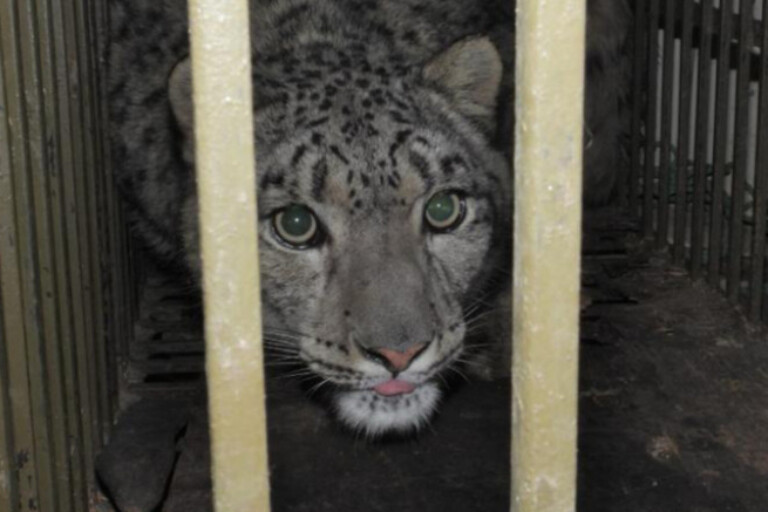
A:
[658, 0, 677, 247]
[709, 0, 734, 286]
[0, 295, 13, 511]
[0, 3, 58, 509]
[630, 0, 649, 217]
[749, 0, 768, 321]
[726, 0, 755, 302]
[673, 0, 695, 264]
[644, 0, 661, 237]
[512, 0, 584, 510]
[691, 0, 715, 278]
[189, 0, 271, 510]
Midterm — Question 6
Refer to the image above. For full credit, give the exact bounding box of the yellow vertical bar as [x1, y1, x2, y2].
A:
[512, 0, 585, 511]
[188, 0, 271, 511]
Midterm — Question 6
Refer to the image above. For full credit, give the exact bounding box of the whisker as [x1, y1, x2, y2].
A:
[263, 336, 302, 345]
[434, 372, 450, 387]
[265, 360, 304, 367]
[307, 378, 331, 397]
[445, 365, 470, 383]
[263, 343, 299, 351]
[264, 327, 315, 339]
[279, 368, 316, 380]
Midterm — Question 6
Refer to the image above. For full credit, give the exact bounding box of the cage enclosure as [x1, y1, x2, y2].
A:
[1, 0, 767, 511]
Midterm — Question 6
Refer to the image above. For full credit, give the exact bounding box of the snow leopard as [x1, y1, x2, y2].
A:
[109, 0, 631, 435]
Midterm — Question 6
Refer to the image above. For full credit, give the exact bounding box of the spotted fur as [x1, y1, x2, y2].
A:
[109, 0, 630, 435]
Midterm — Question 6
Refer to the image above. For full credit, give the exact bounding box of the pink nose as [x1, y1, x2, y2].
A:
[372, 343, 427, 371]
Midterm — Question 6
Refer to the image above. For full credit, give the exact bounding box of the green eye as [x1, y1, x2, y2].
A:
[424, 191, 464, 231]
[273, 204, 320, 247]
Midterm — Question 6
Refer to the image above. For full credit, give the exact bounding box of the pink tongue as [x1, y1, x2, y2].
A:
[374, 379, 416, 397]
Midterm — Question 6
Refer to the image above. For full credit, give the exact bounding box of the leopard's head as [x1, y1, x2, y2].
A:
[170, 36, 510, 435]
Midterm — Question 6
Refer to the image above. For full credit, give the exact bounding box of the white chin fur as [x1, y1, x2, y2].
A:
[333, 383, 441, 436]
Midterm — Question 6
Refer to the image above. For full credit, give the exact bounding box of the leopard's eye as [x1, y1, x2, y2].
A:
[424, 191, 465, 232]
[273, 204, 321, 247]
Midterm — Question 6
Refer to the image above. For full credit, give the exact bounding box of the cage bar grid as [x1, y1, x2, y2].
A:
[632, 0, 768, 323]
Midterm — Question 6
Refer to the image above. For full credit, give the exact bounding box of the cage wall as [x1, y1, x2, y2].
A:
[630, 0, 768, 322]
[0, 0, 135, 511]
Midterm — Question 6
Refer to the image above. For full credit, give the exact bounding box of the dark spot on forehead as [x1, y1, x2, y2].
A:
[260, 171, 285, 190]
[390, 111, 409, 124]
[330, 145, 350, 165]
[403, 30, 419, 44]
[311, 157, 329, 201]
[395, 130, 412, 144]
[307, 116, 330, 128]
[441, 156, 456, 176]
[291, 144, 308, 167]
[409, 151, 432, 187]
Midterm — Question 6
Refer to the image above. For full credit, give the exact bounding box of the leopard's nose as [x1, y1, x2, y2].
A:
[361, 343, 429, 372]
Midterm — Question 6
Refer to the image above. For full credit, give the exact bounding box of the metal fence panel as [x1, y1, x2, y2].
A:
[633, 0, 768, 323]
[0, 0, 133, 509]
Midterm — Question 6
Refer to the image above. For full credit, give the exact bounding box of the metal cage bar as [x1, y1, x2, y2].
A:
[726, 0, 755, 302]
[750, 0, 768, 320]
[690, 0, 716, 278]
[673, 0, 695, 264]
[188, 0, 271, 510]
[644, 0, 662, 237]
[512, 0, 584, 511]
[630, 0, 649, 217]
[708, 0, 735, 287]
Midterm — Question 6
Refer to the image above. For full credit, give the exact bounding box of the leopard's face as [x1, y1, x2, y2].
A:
[175, 37, 509, 435]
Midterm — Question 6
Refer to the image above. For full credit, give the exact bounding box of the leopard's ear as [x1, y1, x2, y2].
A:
[168, 57, 193, 135]
[422, 36, 502, 132]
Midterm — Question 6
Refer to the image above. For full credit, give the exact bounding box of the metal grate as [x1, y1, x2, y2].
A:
[630, 0, 768, 323]
[0, 1, 135, 510]
[125, 261, 205, 392]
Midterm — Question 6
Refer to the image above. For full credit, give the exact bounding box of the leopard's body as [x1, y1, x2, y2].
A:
[109, 0, 630, 434]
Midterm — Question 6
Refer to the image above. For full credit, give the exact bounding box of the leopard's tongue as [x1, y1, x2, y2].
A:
[373, 379, 416, 397]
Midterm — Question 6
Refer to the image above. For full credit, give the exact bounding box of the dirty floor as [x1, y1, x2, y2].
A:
[98, 210, 768, 512]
